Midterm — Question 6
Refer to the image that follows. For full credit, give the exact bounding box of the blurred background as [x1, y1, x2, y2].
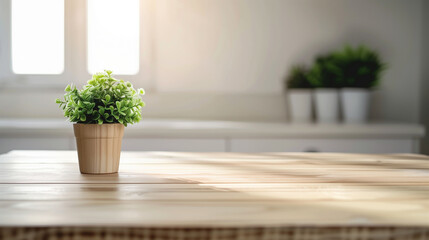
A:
[0, 0, 428, 154]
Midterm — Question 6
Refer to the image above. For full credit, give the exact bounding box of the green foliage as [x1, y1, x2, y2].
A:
[331, 45, 386, 88]
[308, 45, 386, 89]
[308, 55, 343, 88]
[56, 70, 145, 126]
[285, 66, 313, 89]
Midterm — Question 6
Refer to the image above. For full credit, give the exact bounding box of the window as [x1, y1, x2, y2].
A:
[87, 0, 140, 75]
[11, 0, 64, 74]
[5, 0, 142, 80]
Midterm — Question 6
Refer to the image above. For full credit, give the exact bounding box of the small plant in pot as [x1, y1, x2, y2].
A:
[285, 65, 313, 123]
[333, 45, 385, 123]
[56, 70, 145, 174]
[308, 55, 342, 123]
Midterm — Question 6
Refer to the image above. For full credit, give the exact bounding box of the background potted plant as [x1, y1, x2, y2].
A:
[285, 65, 313, 123]
[334, 45, 386, 123]
[308, 54, 342, 123]
[56, 70, 145, 174]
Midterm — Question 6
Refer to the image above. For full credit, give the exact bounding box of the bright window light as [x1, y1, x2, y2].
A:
[11, 0, 64, 74]
[87, 0, 140, 75]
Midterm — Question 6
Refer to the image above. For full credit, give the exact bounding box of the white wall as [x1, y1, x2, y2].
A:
[0, 0, 425, 123]
[421, 1, 429, 154]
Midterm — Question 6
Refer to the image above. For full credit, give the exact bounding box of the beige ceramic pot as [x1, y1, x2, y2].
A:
[73, 123, 124, 174]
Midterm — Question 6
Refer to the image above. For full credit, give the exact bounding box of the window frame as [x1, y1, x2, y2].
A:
[0, 0, 154, 91]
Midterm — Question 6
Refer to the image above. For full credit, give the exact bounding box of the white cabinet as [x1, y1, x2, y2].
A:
[0, 136, 421, 154]
[121, 138, 226, 152]
[0, 119, 425, 154]
[230, 138, 418, 154]
[0, 137, 73, 154]
[69, 138, 226, 152]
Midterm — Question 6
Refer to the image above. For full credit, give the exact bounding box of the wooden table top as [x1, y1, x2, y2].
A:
[1, 150, 429, 229]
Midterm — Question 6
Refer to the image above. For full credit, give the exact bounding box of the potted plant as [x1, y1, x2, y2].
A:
[56, 70, 145, 174]
[285, 65, 313, 123]
[308, 55, 342, 123]
[334, 45, 385, 123]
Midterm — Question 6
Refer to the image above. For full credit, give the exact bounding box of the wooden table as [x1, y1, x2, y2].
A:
[0, 151, 429, 239]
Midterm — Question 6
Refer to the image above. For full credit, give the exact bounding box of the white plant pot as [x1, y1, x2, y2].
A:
[314, 88, 340, 123]
[341, 88, 370, 124]
[288, 89, 313, 123]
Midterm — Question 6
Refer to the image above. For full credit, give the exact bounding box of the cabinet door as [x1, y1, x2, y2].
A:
[229, 138, 417, 153]
[119, 138, 226, 152]
[0, 137, 72, 154]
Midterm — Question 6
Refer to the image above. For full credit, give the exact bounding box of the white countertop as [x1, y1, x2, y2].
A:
[0, 118, 424, 139]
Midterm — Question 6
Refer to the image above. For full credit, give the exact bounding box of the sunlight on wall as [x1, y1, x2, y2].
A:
[11, 0, 64, 74]
[87, 0, 140, 75]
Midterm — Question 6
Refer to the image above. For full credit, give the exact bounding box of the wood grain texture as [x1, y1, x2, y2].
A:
[74, 123, 124, 174]
[0, 151, 429, 230]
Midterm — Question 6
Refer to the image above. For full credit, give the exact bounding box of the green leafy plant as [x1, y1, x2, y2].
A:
[308, 55, 343, 88]
[285, 65, 313, 89]
[56, 70, 145, 126]
[331, 45, 386, 88]
[308, 45, 386, 89]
